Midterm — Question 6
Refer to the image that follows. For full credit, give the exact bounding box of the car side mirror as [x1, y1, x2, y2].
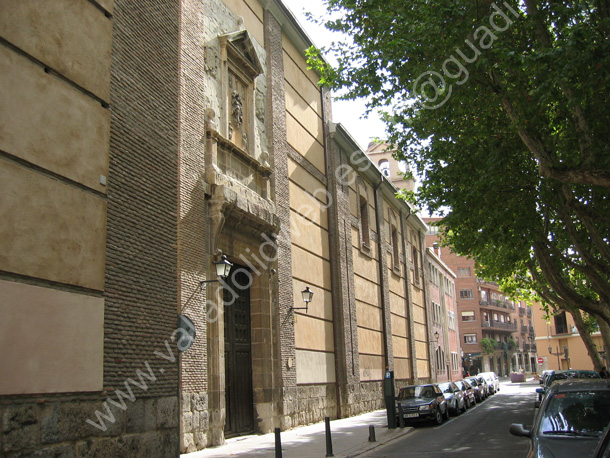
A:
[536, 388, 544, 394]
[509, 423, 532, 438]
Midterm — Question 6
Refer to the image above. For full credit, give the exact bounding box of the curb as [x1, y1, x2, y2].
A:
[342, 426, 414, 458]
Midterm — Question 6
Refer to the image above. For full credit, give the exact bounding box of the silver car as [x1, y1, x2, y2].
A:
[479, 371, 500, 394]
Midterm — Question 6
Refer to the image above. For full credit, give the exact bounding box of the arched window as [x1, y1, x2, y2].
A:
[378, 160, 390, 178]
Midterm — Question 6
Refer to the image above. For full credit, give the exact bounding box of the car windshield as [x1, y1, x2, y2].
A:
[438, 383, 452, 394]
[467, 378, 479, 386]
[454, 381, 464, 390]
[538, 391, 610, 437]
[398, 386, 435, 399]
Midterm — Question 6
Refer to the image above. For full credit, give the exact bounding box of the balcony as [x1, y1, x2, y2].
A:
[521, 325, 528, 334]
[481, 320, 518, 331]
[480, 299, 515, 310]
[550, 325, 571, 336]
[519, 308, 525, 317]
[523, 343, 537, 352]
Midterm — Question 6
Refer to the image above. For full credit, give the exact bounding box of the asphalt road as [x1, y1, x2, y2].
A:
[361, 380, 539, 458]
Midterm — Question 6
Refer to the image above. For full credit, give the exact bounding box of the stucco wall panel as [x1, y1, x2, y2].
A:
[389, 291, 407, 317]
[0, 0, 112, 101]
[354, 275, 380, 307]
[352, 251, 379, 281]
[290, 211, 330, 259]
[288, 159, 327, 203]
[357, 327, 384, 356]
[285, 84, 323, 143]
[289, 181, 329, 229]
[296, 350, 336, 384]
[391, 315, 408, 338]
[394, 357, 411, 380]
[0, 46, 110, 193]
[295, 315, 334, 352]
[392, 335, 409, 358]
[359, 354, 384, 381]
[356, 301, 383, 332]
[282, 45, 320, 103]
[0, 280, 103, 394]
[286, 114, 326, 173]
[0, 159, 106, 290]
[291, 244, 331, 290]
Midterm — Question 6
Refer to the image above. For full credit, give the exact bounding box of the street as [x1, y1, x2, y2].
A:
[362, 380, 538, 458]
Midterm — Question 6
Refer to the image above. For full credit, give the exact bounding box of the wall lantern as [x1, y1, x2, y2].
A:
[200, 255, 233, 287]
[291, 286, 314, 313]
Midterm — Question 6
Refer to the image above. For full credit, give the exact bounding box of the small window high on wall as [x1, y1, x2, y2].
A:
[379, 160, 390, 178]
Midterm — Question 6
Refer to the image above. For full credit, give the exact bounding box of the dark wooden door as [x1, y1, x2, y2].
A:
[224, 268, 254, 436]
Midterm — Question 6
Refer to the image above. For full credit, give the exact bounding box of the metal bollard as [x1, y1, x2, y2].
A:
[275, 427, 282, 458]
[368, 424, 376, 442]
[325, 416, 334, 457]
[398, 404, 405, 428]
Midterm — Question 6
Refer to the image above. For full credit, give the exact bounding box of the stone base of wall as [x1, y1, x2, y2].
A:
[180, 391, 209, 453]
[290, 384, 337, 427]
[340, 381, 385, 419]
[0, 395, 178, 458]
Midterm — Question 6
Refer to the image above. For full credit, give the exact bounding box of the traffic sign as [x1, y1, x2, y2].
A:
[538, 357, 544, 364]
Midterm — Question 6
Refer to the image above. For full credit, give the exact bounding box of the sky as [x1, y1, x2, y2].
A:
[281, 0, 388, 151]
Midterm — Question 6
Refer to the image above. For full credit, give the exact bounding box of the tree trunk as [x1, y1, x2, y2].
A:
[595, 314, 610, 370]
[570, 308, 605, 372]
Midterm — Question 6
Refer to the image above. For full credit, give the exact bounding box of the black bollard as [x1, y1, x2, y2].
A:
[369, 425, 376, 442]
[398, 404, 405, 428]
[325, 416, 334, 457]
[275, 427, 282, 458]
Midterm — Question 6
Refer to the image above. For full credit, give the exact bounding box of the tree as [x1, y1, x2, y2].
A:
[309, 0, 610, 330]
[480, 337, 498, 355]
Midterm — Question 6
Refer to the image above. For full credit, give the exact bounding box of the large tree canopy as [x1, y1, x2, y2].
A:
[309, 1, 610, 326]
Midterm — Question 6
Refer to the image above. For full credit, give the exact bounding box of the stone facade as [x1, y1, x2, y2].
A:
[1, 0, 438, 456]
[1, 0, 180, 456]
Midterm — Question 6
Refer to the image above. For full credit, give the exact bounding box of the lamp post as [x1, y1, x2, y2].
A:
[548, 345, 562, 369]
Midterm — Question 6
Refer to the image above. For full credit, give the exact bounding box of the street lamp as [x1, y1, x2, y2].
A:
[200, 255, 233, 286]
[291, 286, 314, 313]
[548, 345, 562, 369]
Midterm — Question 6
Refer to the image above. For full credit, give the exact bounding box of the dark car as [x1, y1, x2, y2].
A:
[466, 376, 486, 402]
[510, 379, 610, 458]
[536, 370, 601, 405]
[438, 381, 466, 415]
[455, 379, 477, 408]
[592, 425, 610, 458]
[396, 384, 448, 425]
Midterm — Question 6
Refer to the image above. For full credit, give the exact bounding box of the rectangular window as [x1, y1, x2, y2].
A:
[464, 334, 477, 344]
[461, 311, 475, 321]
[457, 267, 471, 277]
[459, 289, 473, 299]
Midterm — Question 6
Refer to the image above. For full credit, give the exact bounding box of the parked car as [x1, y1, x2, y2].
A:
[455, 379, 477, 408]
[592, 425, 610, 458]
[540, 369, 555, 385]
[438, 381, 466, 415]
[510, 379, 610, 458]
[474, 374, 491, 398]
[536, 370, 601, 405]
[396, 384, 449, 425]
[479, 371, 500, 394]
[465, 376, 486, 402]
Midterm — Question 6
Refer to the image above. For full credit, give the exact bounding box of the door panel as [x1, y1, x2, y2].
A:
[224, 268, 254, 436]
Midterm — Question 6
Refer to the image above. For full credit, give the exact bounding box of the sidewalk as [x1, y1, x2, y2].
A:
[181, 409, 413, 458]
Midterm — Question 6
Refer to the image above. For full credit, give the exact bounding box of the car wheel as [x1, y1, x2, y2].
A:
[434, 409, 443, 425]
[443, 406, 450, 421]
